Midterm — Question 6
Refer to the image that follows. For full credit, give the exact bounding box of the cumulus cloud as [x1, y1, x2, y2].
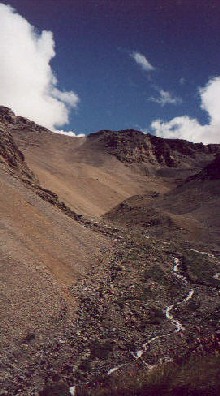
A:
[199, 77, 220, 126]
[151, 77, 220, 144]
[131, 51, 154, 71]
[150, 89, 182, 107]
[0, 4, 79, 131]
[151, 116, 207, 142]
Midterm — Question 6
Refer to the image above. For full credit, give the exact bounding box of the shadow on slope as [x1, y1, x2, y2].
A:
[75, 353, 220, 396]
[104, 155, 220, 251]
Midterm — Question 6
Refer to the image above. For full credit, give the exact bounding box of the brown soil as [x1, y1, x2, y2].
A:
[0, 107, 219, 395]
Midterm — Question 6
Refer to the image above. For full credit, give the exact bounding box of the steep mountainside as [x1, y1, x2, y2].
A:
[0, 113, 112, 394]
[0, 109, 36, 183]
[88, 128, 219, 166]
[5, 106, 218, 216]
[0, 107, 219, 395]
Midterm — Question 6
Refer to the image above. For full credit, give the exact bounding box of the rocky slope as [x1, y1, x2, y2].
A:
[105, 183, 220, 252]
[0, 110, 112, 394]
[88, 128, 219, 166]
[187, 153, 220, 181]
[0, 107, 219, 395]
[105, 148, 220, 251]
[5, 106, 219, 216]
[0, 107, 36, 183]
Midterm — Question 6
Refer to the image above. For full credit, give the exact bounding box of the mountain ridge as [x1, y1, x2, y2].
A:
[88, 128, 220, 166]
[2, 105, 218, 217]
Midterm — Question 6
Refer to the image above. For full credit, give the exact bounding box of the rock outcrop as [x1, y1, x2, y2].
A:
[0, 107, 36, 182]
[0, 105, 49, 133]
[88, 129, 220, 167]
[1, 106, 219, 171]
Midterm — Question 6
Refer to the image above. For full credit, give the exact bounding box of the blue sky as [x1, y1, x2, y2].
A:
[0, 0, 220, 143]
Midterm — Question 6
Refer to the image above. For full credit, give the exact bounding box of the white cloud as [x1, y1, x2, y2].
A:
[131, 52, 154, 71]
[151, 77, 220, 144]
[150, 89, 182, 106]
[51, 88, 79, 108]
[0, 4, 79, 131]
[199, 77, 220, 126]
[151, 117, 207, 142]
[53, 129, 85, 137]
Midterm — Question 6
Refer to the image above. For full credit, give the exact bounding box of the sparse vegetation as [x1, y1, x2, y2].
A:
[76, 353, 220, 396]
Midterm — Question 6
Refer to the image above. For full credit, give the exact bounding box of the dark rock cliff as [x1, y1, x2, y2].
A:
[0, 107, 36, 182]
[88, 129, 220, 167]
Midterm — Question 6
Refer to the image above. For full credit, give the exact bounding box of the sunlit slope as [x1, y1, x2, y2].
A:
[0, 168, 107, 349]
[12, 123, 219, 218]
[12, 130, 173, 217]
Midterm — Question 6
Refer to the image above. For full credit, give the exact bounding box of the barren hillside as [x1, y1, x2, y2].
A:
[105, 165, 220, 251]
[0, 113, 111, 393]
[0, 107, 219, 395]
[7, 107, 218, 217]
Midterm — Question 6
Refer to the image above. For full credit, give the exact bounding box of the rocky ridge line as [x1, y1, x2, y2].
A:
[88, 129, 220, 167]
